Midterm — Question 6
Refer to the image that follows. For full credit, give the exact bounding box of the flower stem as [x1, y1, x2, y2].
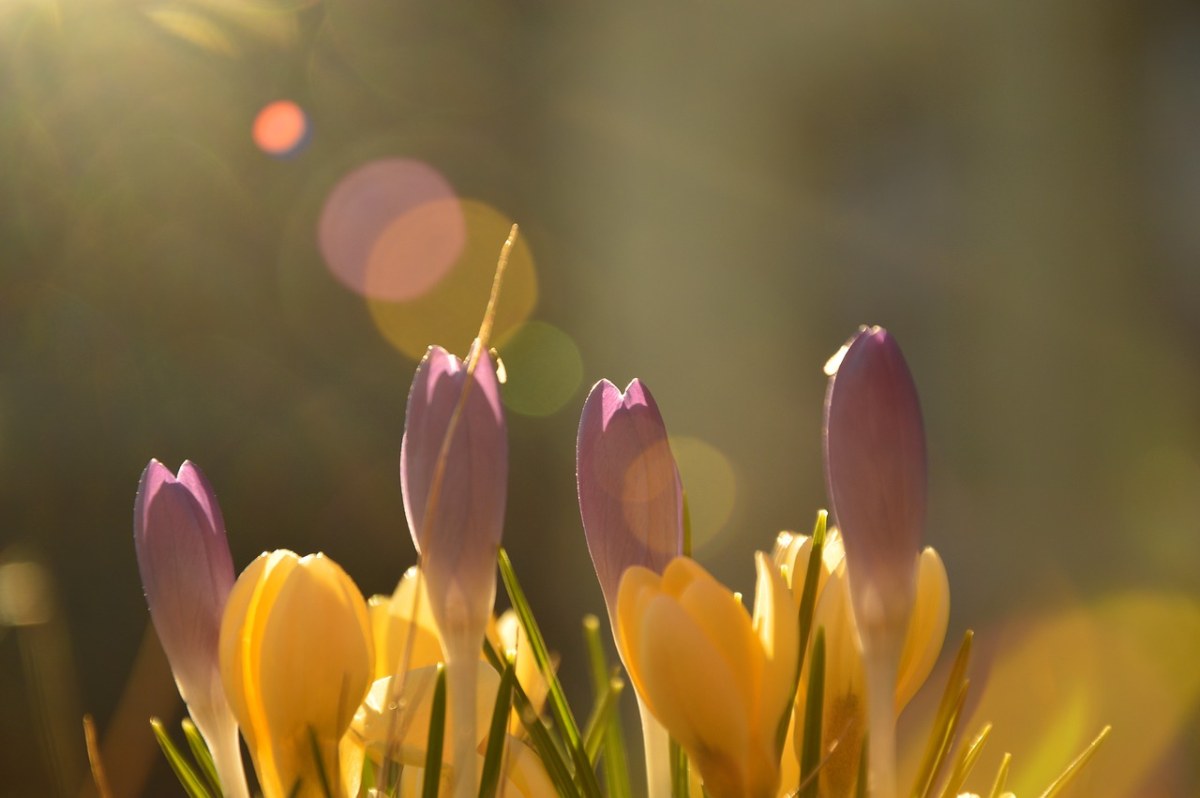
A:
[447, 650, 479, 798]
[863, 643, 900, 798]
[637, 695, 671, 798]
[212, 728, 250, 798]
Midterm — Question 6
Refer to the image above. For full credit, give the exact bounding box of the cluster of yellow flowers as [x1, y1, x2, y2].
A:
[130, 264, 1107, 798]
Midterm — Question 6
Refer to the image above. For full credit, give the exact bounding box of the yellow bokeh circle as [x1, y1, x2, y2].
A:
[368, 200, 537, 360]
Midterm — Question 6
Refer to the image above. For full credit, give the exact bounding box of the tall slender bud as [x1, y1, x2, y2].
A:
[576, 378, 683, 798]
[822, 325, 927, 798]
[400, 341, 507, 798]
[401, 343, 507, 646]
[576, 378, 683, 624]
[134, 459, 248, 798]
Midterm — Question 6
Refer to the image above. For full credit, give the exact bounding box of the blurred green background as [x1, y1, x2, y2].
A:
[2, 0, 1198, 795]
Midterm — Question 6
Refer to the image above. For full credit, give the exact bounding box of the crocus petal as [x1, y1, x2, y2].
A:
[220, 550, 373, 798]
[400, 343, 507, 643]
[823, 326, 926, 640]
[348, 662, 501, 767]
[616, 557, 790, 798]
[895, 547, 950, 711]
[751, 551, 798, 748]
[134, 459, 247, 798]
[577, 379, 683, 622]
[638, 596, 751, 779]
[494, 609, 551, 736]
[135, 461, 235, 710]
[671, 560, 763, 715]
[368, 566, 444, 681]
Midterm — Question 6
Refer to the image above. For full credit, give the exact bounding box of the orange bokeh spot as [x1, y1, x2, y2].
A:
[253, 100, 308, 156]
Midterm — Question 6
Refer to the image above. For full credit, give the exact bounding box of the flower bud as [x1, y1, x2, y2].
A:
[823, 326, 929, 798]
[133, 459, 247, 798]
[576, 378, 683, 623]
[616, 555, 797, 798]
[401, 342, 507, 646]
[219, 550, 373, 798]
[823, 326, 926, 641]
[400, 341, 507, 798]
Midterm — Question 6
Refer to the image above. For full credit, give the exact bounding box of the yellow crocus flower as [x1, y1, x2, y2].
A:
[617, 554, 797, 798]
[220, 550, 374, 798]
[777, 530, 949, 796]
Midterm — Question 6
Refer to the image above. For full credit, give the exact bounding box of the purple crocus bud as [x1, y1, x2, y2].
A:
[823, 326, 926, 638]
[823, 326, 926, 798]
[401, 341, 507, 798]
[576, 379, 683, 624]
[401, 342, 508, 642]
[134, 459, 247, 798]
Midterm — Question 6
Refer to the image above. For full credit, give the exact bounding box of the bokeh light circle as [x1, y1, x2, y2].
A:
[669, 436, 737, 551]
[496, 321, 583, 417]
[318, 159, 465, 301]
[368, 200, 538, 360]
[253, 100, 309, 157]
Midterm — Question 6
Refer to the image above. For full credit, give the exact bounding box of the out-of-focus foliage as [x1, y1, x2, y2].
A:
[1, 0, 1198, 795]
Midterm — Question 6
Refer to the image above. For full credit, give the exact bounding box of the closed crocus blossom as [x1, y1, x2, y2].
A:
[576, 378, 684, 622]
[617, 555, 797, 798]
[401, 343, 507, 641]
[219, 550, 373, 798]
[823, 325, 928, 798]
[134, 459, 248, 798]
[577, 378, 683, 798]
[401, 341, 507, 798]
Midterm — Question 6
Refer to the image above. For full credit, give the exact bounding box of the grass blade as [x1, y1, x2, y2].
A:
[150, 718, 213, 798]
[669, 737, 690, 798]
[776, 511, 827, 755]
[484, 639, 577, 798]
[307, 726, 335, 798]
[498, 548, 602, 798]
[582, 673, 623, 763]
[798, 628, 826, 798]
[180, 717, 223, 798]
[422, 664, 447, 798]
[479, 655, 516, 798]
[855, 735, 868, 798]
[911, 630, 973, 798]
[1038, 725, 1111, 798]
[938, 723, 991, 798]
[987, 752, 1012, 798]
[583, 615, 632, 798]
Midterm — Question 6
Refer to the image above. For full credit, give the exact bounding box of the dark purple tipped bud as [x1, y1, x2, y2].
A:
[576, 379, 684, 623]
[823, 326, 926, 639]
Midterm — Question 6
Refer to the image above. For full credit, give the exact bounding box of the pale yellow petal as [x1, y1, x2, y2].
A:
[219, 550, 300, 796]
[369, 567, 444, 681]
[751, 552, 798, 744]
[495, 610, 550, 736]
[637, 594, 751, 778]
[615, 565, 664, 710]
[673, 563, 762, 715]
[258, 554, 372, 796]
[502, 736, 556, 798]
[895, 547, 949, 712]
[350, 662, 501, 766]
